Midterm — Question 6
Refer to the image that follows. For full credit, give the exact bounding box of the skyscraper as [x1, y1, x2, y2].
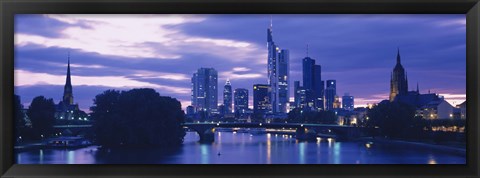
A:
[302, 53, 324, 110]
[191, 68, 218, 114]
[325, 80, 336, 110]
[223, 79, 233, 114]
[390, 48, 408, 101]
[253, 84, 271, 115]
[278, 49, 289, 113]
[342, 93, 354, 111]
[302, 57, 315, 109]
[234, 88, 249, 114]
[267, 20, 289, 113]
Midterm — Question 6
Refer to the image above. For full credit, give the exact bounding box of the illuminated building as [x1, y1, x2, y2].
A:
[267, 20, 289, 113]
[223, 80, 233, 114]
[191, 68, 218, 114]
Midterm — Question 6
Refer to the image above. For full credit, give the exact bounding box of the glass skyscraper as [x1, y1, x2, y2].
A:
[267, 21, 289, 113]
[191, 68, 218, 114]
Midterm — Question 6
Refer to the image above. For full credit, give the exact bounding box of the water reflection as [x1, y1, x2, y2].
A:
[15, 132, 465, 164]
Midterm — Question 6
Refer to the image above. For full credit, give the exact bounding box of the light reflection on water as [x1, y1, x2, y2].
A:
[15, 132, 465, 164]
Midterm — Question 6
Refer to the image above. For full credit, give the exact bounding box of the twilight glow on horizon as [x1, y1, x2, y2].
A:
[14, 14, 466, 112]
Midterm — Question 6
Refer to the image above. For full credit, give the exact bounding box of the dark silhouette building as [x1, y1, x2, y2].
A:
[390, 48, 409, 101]
[301, 47, 324, 111]
[55, 54, 87, 121]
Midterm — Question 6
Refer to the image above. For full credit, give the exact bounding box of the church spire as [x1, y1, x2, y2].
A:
[63, 52, 74, 105]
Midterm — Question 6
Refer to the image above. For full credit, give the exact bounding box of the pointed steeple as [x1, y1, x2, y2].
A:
[66, 53, 71, 87]
[63, 52, 73, 105]
[397, 47, 401, 64]
[416, 82, 419, 93]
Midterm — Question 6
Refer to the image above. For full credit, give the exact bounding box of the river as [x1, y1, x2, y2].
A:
[15, 131, 466, 164]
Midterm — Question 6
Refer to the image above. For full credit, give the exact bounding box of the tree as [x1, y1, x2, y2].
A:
[27, 96, 56, 139]
[14, 95, 26, 139]
[366, 101, 417, 138]
[91, 88, 186, 147]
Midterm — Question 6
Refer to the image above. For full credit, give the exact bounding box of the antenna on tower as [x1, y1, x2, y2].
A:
[270, 15, 273, 29]
[306, 44, 309, 57]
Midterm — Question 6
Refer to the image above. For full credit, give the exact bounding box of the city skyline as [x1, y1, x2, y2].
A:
[14, 14, 466, 112]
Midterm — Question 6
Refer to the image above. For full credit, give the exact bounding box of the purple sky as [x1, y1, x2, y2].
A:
[14, 14, 466, 112]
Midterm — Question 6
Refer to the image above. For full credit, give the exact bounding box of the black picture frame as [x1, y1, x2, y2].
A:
[1, 0, 479, 177]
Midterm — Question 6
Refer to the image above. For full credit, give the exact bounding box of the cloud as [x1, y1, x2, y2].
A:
[131, 70, 190, 81]
[15, 69, 190, 94]
[232, 67, 251, 72]
[15, 14, 265, 63]
[220, 67, 263, 80]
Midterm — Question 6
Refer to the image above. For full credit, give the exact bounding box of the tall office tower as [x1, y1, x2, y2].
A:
[325, 80, 336, 110]
[342, 93, 354, 111]
[267, 20, 289, 113]
[191, 68, 218, 114]
[234, 88, 249, 114]
[223, 80, 233, 114]
[302, 52, 324, 110]
[253, 84, 271, 114]
[390, 48, 408, 101]
[302, 56, 315, 109]
[278, 49, 289, 113]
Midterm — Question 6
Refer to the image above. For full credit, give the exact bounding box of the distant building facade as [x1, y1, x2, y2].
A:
[253, 84, 271, 115]
[325, 80, 336, 110]
[342, 93, 354, 111]
[234, 88, 249, 114]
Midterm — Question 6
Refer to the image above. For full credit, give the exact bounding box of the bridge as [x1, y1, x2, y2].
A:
[52, 123, 374, 142]
[53, 125, 93, 136]
[182, 122, 371, 142]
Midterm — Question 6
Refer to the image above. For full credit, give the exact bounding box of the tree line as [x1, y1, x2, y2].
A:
[15, 88, 186, 148]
